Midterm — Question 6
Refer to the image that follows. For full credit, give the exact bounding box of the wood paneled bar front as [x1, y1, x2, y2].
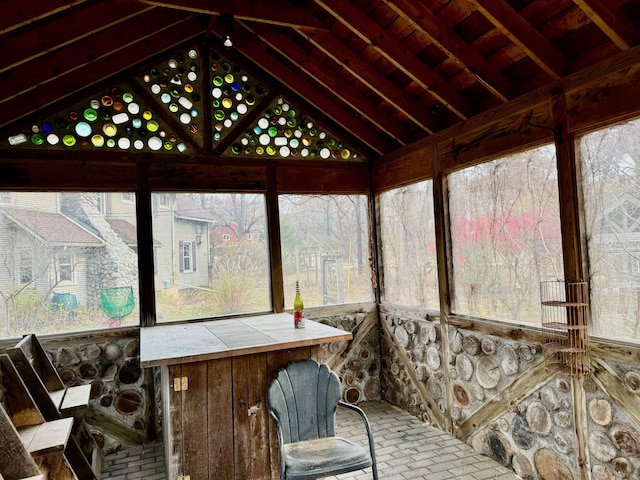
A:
[140, 313, 352, 480]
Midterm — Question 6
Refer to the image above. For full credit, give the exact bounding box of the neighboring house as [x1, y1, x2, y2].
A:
[0, 191, 213, 332]
[152, 194, 214, 291]
[593, 190, 640, 287]
[0, 193, 107, 335]
[211, 222, 260, 244]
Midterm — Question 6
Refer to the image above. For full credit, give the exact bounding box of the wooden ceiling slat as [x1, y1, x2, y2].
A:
[0, 0, 89, 35]
[138, 0, 328, 29]
[234, 25, 389, 155]
[375, 40, 640, 169]
[1, 0, 639, 163]
[572, 0, 638, 50]
[0, 15, 205, 130]
[382, 0, 514, 102]
[0, 9, 197, 107]
[0, 3, 155, 74]
[315, 0, 472, 120]
[468, 0, 570, 79]
[296, 28, 438, 133]
[246, 25, 411, 145]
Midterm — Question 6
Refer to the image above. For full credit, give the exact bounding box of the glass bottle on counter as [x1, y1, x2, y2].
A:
[293, 281, 305, 329]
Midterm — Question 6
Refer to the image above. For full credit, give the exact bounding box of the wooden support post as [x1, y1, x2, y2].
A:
[551, 91, 590, 480]
[432, 145, 454, 434]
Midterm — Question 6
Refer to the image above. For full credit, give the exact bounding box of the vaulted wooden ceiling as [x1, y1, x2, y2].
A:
[2, 0, 640, 159]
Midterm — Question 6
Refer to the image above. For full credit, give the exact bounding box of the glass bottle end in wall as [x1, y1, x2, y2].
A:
[294, 281, 305, 328]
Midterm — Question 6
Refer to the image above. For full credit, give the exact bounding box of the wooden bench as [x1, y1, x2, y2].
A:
[6, 336, 103, 479]
[0, 354, 75, 479]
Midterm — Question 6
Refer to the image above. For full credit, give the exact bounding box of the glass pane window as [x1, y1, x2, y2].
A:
[58, 253, 74, 282]
[153, 193, 270, 322]
[379, 181, 439, 309]
[0, 192, 140, 339]
[279, 194, 373, 309]
[448, 145, 564, 324]
[580, 118, 640, 342]
[18, 248, 33, 284]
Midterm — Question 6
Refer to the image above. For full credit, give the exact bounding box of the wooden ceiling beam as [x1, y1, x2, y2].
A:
[381, 0, 514, 103]
[249, 25, 411, 145]
[233, 25, 389, 155]
[295, 28, 438, 133]
[0, 15, 205, 130]
[572, 0, 638, 50]
[375, 41, 640, 171]
[138, 0, 328, 30]
[469, 0, 569, 79]
[0, 3, 155, 74]
[0, 9, 198, 107]
[0, 0, 89, 35]
[315, 0, 471, 120]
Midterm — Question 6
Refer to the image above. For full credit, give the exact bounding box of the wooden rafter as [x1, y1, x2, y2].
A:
[381, 0, 514, 103]
[0, 14, 205, 130]
[0, 2, 154, 74]
[572, 0, 638, 50]
[295, 28, 438, 133]
[0, 9, 198, 108]
[138, 0, 328, 30]
[469, 0, 569, 79]
[0, 0, 89, 35]
[248, 25, 411, 145]
[315, 0, 471, 120]
[233, 24, 389, 155]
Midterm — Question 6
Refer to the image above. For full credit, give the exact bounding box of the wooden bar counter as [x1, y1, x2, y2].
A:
[140, 313, 352, 480]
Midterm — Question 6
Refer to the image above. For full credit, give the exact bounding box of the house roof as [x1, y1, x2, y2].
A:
[175, 196, 216, 222]
[1, 1, 639, 160]
[0, 207, 105, 246]
[105, 218, 163, 247]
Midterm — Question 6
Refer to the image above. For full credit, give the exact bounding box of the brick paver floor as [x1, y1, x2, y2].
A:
[101, 401, 519, 479]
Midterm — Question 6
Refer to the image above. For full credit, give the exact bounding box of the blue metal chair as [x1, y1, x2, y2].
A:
[267, 359, 378, 480]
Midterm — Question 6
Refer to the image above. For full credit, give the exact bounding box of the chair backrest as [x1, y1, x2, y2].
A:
[267, 359, 341, 445]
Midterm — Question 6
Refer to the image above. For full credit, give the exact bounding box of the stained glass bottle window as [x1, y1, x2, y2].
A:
[225, 96, 363, 160]
[138, 46, 203, 148]
[210, 50, 268, 145]
[6, 85, 188, 152]
[4, 44, 363, 161]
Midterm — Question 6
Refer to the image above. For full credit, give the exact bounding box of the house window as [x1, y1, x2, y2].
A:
[152, 193, 271, 323]
[121, 192, 134, 204]
[58, 253, 73, 282]
[580, 117, 640, 343]
[159, 194, 170, 208]
[448, 144, 563, 326]
[96, 193, 106, 213]
[181, 241, 194, 273]
[18, 248, 33, 284]
[379, 181, 439, 309]
[279, 194, 373, 309]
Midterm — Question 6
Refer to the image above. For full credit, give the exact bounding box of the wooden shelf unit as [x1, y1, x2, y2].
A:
[540, 280, 591, 377]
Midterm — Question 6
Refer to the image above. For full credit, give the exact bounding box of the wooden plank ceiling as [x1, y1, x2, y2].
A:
[1, 0, 640, 158]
